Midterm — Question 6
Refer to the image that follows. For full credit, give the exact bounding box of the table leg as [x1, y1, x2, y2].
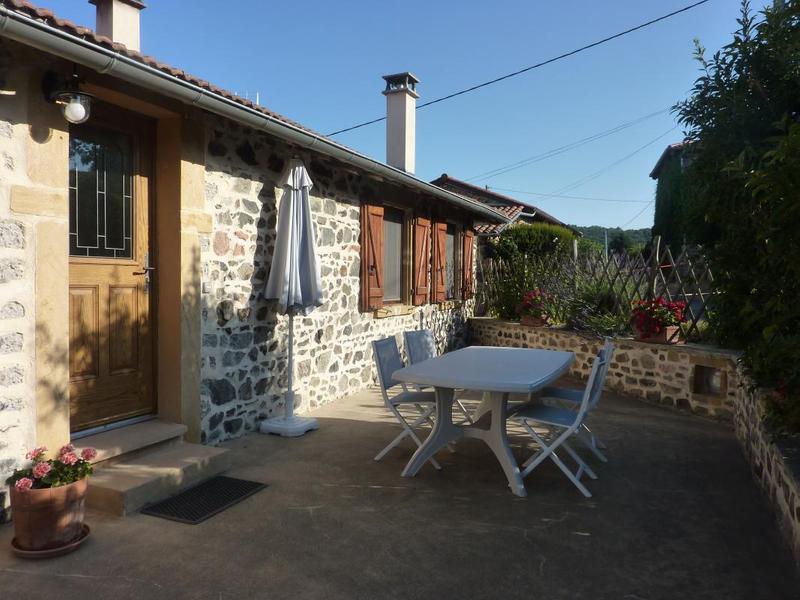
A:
[402, 387, 462, 478]
[471, 391, 493, 422]
[465, 392, 527, 497]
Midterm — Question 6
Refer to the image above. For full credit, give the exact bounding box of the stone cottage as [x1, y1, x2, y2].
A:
[0, 0, 506, 513]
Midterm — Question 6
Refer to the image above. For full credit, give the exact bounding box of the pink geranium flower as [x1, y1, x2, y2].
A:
[32, 462, 52, 479]
[60, 452, 78, 466]
[80, 448, 97, 461]
[58, 443, 75, 458]
[14, 477, 33, 492]
[25, 446, 47, 462]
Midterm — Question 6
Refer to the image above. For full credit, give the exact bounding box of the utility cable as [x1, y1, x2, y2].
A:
[466, 108, 670, 182]
[620, 200, 655, 228]
[488, 187, 650, 204]
[326, 0, 711, 136]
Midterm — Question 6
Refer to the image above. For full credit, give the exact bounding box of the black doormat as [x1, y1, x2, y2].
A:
[141, 476, 267, 524]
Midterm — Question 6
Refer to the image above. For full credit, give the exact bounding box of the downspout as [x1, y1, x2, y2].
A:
[0, 5, 508, 224]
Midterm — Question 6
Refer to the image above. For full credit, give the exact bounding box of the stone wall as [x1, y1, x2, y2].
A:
[0, 42, 51, 515]
[733, 383, 800, 566]
[199, 116, 473, 444]
[469, 318, 738, 419]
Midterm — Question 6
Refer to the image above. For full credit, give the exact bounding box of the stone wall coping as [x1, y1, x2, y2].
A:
[468, 318, 742, 362]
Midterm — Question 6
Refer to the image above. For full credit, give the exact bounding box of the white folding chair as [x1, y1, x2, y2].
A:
[536, 338, 615, 463]
[403, 329, 474, 424]
[372, 336, 443, 470]
[509, 345, 611, 498]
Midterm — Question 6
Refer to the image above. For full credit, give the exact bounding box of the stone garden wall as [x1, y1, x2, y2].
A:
[733, 384, 800, 566]
[199, 116, 473, 444]
[469, 318, 738, 419]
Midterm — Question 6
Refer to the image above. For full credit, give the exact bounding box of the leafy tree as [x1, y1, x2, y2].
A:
[675, 0, 800, 430]
[571, 225, 651, 247]
[608, 231, 631, 254]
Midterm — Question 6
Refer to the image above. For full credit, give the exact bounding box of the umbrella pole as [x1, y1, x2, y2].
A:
[286, 311, 295, 419]
[258, 309, 319, 437]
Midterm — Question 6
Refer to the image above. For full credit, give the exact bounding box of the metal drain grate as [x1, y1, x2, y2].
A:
[141, 476, 267, 524]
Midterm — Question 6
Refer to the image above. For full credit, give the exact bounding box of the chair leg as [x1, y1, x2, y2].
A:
[455, 400, 474, 424]
[561, 440, 598, 480]
[518, 420, 593, 498]
[578, 425, 608, 463]
[374, 410, 430, 461]
[549, 449, 593, 498]
[376, 406, 442, 470]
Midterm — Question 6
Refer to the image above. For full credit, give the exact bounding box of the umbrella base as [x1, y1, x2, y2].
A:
[258, 415, 319, 437]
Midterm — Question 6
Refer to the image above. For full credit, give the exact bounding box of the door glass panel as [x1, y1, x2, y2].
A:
[69, 127, 133, 259]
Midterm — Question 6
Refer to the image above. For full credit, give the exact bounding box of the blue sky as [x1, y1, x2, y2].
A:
[44, 0, 768, 228]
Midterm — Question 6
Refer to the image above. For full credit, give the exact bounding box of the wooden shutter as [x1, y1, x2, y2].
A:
[412, 217, 431, 305]
[462, 229, 475, 299]
[431, 221, 447, 303]
[360, 204, 384, 311]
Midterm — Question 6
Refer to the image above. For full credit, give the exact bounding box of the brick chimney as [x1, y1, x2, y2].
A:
[89, 0, 146, 52]
[382, 72, 419, 174]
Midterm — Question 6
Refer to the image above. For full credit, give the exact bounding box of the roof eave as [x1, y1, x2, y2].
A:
[0, 4, 508, 224]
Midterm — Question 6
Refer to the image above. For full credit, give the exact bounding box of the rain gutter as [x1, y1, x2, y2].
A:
[0, 5, 508, 223]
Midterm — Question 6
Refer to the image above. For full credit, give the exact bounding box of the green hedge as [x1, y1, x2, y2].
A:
[675, 1, 800, 431]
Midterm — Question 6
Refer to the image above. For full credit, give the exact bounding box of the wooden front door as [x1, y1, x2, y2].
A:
[68, 108, 155, 433]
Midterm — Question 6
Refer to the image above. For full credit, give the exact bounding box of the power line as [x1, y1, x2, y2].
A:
[621, 200, 655, 228]
[488, 187, 651, 204]
[326, 0, 711, 137]
[466, 108, 670, 182]
[547, 125, 678, 197]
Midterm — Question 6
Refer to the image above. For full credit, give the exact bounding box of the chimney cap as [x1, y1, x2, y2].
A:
[382, 72, 420, 97]
[89, 0, 147, 9]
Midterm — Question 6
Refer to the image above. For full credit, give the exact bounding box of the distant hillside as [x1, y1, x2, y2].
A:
[571, 226, 651, 247]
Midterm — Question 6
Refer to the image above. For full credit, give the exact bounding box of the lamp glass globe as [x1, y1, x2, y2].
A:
[63, 97, 89, 124]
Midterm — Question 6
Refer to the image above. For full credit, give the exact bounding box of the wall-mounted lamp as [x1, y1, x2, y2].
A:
[43, 70, 94, 125]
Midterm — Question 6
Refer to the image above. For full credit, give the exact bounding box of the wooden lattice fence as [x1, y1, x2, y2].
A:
[477, 239, 716, 342]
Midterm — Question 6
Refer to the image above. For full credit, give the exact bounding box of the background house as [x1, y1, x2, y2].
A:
[430, 174, 572, 237]
[649, 141, 699, 250]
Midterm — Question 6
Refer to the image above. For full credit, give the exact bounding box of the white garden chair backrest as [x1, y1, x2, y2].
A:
[578, 345, 611, 421]
[404, 329, 437, 364]
[372, 337, 407, 404]
[589, 338, 615, 410]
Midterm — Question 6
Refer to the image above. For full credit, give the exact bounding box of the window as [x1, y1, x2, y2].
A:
[69, 127, 133, 258]
[382, 207, 404, 303]
[361, 202, 475, 312]
[444, 224, 456, 299]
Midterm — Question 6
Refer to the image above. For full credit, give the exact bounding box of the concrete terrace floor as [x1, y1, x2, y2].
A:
[1, 383, 799, 600]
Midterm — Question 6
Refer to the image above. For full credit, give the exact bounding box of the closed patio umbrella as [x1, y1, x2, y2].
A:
[259, 159, 323, 437]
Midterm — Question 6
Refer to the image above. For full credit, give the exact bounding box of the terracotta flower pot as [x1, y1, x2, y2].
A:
[634, 324, 683, 345]
[520, 315, 546, 327]
[10, 477, 87, 551]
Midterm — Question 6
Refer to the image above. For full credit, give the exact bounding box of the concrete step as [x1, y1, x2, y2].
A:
[74, 420, 188, 466]
[86, 441, 231, 516]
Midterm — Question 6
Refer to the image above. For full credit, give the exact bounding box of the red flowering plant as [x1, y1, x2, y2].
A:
[630, 298, 687, 338]
[516, 288, 552, 323]
[5, 444, 96, 493]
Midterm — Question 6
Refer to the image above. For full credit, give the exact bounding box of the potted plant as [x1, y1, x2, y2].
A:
[630, 298, 687, 344]
[6, 444, 96, 556]
[517, 289, 551, 327]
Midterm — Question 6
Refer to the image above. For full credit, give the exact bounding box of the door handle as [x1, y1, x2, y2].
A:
[134, 252, 154, 293]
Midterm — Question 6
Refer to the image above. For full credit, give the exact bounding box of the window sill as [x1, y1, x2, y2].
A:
[436, 300, 463, 310]
[373, 304, 415, 319]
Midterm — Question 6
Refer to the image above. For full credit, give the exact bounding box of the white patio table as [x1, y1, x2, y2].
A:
[392, 345, 575, 497]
